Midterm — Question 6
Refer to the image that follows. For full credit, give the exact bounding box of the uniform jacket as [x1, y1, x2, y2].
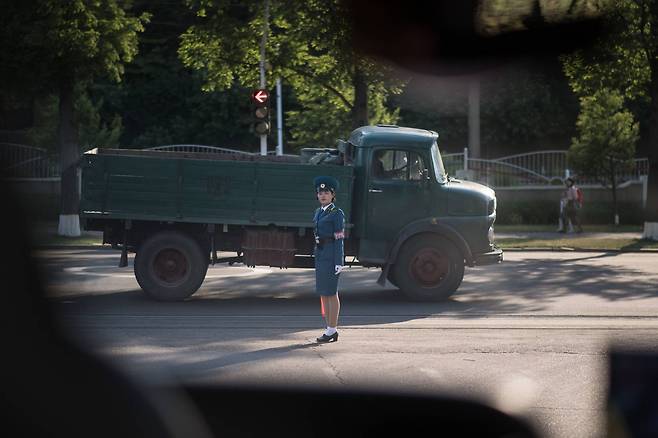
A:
[313, 203, 345, 267]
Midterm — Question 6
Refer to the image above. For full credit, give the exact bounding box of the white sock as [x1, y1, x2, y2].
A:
[324, 327, 337, 336]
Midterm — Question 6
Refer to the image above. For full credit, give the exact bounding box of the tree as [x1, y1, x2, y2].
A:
[26, 91, 123, 153]
[561, 0, 658, 238]
[88, 0, 260, 150]
[178, 0, 403, 149]
[0, 0, 148, 236]
[568, 89, 639, 224]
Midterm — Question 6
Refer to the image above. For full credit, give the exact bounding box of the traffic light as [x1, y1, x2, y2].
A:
[250, 88, 270, 136]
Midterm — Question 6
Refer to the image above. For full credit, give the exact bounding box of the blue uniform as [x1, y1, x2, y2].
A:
[313, 203, 345, 296]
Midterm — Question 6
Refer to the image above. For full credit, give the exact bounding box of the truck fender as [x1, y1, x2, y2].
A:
[376, 219, 473, 286]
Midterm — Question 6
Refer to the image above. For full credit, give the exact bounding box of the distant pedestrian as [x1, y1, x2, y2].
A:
[312, 176, 345, 343]
[558, 178, 583, 233]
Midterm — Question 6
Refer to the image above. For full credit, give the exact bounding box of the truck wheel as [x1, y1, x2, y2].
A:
[393, 234, 465, 301]
[134, 231, 209, 301]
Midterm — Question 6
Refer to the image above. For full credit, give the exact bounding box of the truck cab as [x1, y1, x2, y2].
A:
[347, 125, 502, 300]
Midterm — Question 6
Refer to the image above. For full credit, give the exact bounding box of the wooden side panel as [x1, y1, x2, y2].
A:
[80, 151, 354, 227]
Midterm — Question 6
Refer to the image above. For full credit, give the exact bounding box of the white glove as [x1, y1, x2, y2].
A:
[334, 265, 344, 275]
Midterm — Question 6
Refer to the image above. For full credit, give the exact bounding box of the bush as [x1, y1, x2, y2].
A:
[496, 200, 644, 225]
[578, 202, 645, 225]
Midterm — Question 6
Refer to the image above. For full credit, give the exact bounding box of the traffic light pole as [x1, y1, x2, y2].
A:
[259, 0, 270, 156]
[276, 77, 283, 156]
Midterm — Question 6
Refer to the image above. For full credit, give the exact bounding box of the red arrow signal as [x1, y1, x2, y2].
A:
[251, 89, 269, 104]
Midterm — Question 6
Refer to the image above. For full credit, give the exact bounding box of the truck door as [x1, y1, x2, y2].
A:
[366, 148, 430, 244]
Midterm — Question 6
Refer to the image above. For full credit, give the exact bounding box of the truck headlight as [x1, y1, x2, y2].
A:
[488, 226, 495, 243]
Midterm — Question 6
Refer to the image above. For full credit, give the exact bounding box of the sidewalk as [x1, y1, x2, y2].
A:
[496, 231, 643, 240]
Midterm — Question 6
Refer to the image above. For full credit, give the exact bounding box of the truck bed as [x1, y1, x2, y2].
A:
[80, 148, 353, 228]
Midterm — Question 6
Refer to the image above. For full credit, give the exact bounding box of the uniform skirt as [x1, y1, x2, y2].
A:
[314, 242, 339, 296]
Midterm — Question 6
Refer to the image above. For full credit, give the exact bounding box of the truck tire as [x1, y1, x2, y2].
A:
[134, 231, 209, 301]
[393, 234, 465, 301]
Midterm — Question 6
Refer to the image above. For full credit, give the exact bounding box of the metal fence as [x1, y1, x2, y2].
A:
[466, 158, 553, 187]
[443, 148, 650, 188]
[147, 144, 299, 159]
[497, 150, 568, 180]
[0, 143, 60, 178]
[147, 144, 253, 155]
[3, 142, 649, 188]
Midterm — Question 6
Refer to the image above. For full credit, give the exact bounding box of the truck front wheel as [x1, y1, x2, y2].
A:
[393, 234, 464, 301]
[134, 231, 209, 301]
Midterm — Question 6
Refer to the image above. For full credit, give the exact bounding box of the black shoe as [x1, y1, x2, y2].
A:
[316, 332, 339, 343]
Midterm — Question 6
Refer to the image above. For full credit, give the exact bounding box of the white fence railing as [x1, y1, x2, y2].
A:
[0, 143, 60, 178]
[443, 148, 650, 188]
[147, 144, 298, 159]
[147, 144, 253, 155]
[2, 142, 650, 188]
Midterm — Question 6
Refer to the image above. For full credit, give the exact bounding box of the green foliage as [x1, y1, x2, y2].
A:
[496, 199, 644, 225]
[396, 60, 578, 154]
[88, 0, 258, 149]
[1, 0, 149, 91]
[178, 0, 403, 147]
[561, 0, 650, 102]
[497, 200, 558, 225]
[76, 93, 123, 150]
[560, 0, 654, 154]
[481, 63, 578, 151]
[26, 90, 123, 152]
[25, 95, 60, 152]
[568, 88, 639, 185]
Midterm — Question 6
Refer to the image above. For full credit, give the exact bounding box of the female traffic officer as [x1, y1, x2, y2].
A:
[312, 176, 345, 343]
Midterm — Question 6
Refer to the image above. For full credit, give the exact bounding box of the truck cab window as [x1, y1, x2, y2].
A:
[408, 152, 425, 181]
[372, 150, 425, 181]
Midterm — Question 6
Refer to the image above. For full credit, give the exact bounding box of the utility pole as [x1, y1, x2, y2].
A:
[276, 77, 283, 155]
[259, 0, 270, 156]
[468, 78, 481, 159]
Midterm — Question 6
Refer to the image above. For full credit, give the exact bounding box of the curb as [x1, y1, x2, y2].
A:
[34, 245, 658, 254]
[501, 247, 658, 253]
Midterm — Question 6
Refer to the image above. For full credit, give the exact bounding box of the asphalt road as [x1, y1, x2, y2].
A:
[35, 249, 658, 438]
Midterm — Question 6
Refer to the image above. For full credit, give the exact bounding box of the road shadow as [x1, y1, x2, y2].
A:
[461, 254, 658, 304]
[37, 249, 658, 378]
[42, 250, 658, 347]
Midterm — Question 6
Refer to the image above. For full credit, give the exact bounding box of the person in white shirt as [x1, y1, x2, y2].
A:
[558, 178, 583, 233]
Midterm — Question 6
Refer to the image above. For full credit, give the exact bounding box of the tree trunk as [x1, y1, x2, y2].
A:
[644, 0, 658, 239]
[610, 157, 619, 226]
[57, 79, 81, 237]
[352, 66, 368, 129]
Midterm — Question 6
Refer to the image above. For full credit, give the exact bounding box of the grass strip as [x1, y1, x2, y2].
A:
[494, 224, 643, 233]
[497, 237, 658, 251]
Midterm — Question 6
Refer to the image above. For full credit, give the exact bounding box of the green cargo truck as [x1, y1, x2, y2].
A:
[80, 125, 502, 301]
